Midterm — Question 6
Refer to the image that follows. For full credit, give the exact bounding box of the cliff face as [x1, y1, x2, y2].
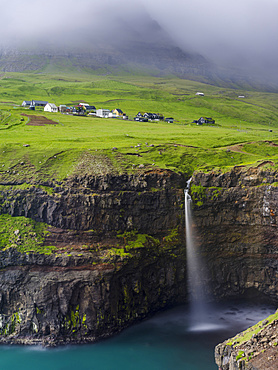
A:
[0, 170, 185, 234]
[0, 246, 187, 346]
[0, 170, 187, 345]
[191, 166, 278, 303]
[0, 166, 277, 349]
[191, 166, 278, 370]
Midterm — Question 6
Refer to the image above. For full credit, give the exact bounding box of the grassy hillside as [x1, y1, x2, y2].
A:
[0, 71, 277, 183]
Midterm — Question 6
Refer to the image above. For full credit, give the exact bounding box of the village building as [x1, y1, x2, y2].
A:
[44, 103, 58, 113]
[193, 117, 215, 125]
[96, 108, 111, 118]
[84, 105, 96, 113]
[112, 108, 124, 117]
[59, 105, 68, 113]
[21, 101, 31, 107]
[135, 112, 163, 121]
[108, 111, 117, 118]
[31, 100, 48, 107]
[165, 117, 174, 123]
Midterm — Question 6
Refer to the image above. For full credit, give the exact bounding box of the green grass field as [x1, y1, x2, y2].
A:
[0, 71, 277, 183]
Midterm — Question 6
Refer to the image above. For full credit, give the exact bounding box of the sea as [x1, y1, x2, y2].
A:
[0, 301, 275, 370]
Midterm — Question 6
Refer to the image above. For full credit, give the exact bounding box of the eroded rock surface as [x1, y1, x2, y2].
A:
[0, 166, 277, 353]
[0, 170, 187, 345]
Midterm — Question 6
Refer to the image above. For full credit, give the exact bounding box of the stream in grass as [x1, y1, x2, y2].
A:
[0, 301, 275, 370]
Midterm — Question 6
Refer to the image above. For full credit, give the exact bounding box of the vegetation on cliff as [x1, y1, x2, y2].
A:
[216, 310, 278, 368]
[0, 214, 55, 254]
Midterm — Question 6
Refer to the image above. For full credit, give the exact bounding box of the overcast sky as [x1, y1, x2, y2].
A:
[1, 0, 278, 77]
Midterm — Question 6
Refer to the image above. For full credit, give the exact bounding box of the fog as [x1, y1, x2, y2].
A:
[1, 0, 278, 80]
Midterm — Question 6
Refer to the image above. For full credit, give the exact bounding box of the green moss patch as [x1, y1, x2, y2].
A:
[227, 310, 278, 347]
[117, 230, 160, 251]
[0, 214, 56, 254]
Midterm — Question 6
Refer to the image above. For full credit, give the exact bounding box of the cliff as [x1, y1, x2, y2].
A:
[191, 166, 278, 303]
[190, 166, 278, 369]
[0, 170, 188, 346]
[0, 165, 277, 353]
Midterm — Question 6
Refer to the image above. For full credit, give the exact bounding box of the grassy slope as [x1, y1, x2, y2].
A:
[0, 71, 277, 183]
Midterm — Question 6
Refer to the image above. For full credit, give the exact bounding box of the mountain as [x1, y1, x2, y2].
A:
[0, 8, 277, 92]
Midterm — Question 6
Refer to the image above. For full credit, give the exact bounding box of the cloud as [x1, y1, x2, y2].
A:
[141, 0, 278, 73]
[0, 0, 277, 81]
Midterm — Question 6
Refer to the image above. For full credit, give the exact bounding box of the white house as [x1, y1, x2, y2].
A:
[96, 108, 111, 118]
[195, 92, 204, 96]
[108, 111, 117, 118]
[44, 103, 58, 113]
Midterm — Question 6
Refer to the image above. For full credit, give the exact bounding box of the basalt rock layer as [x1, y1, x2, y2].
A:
[0, 166, 277, 350]
[0, 170, 187, 345]
[191, 167, 278, 303]
[192, 166, 278, 370]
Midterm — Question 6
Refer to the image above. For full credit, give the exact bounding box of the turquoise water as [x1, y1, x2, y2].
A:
[0, 302, 275, 370]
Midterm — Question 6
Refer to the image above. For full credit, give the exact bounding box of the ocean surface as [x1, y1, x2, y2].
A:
[0, 302, 275, 370]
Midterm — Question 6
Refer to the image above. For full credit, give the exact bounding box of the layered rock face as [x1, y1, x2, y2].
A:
[0, 170, 186, 234]
[191, 166, 278, 303]
[191, 167, 278, 369]
[0, 170, 187, 345]
[0, 166, 277, 352]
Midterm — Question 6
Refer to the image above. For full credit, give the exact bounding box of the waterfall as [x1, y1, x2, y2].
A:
[185, 179, 215, 331]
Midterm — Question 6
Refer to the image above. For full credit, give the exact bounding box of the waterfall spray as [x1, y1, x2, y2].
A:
[185, 179, 216, 331]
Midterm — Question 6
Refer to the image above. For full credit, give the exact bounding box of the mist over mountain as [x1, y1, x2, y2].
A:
[0, 0, 277, 91]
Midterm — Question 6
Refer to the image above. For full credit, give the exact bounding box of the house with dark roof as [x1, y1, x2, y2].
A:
[143, 113, 163, 120]
[85, 105, 96, 112]
[112, 108, 124, 116]
[31, 100, 48, 107]
[165, 117, 174, 123]
[21, 100, 31, 107]
[193, 117, 215, 125]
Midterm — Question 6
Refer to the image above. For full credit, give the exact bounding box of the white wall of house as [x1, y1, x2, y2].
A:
[96, 109, 111, 118]
[44, 103, 58, 113]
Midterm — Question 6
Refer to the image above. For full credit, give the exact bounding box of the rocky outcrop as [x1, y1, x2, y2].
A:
[193, 167, 278, 369]
[191, 166, 278, 303]
[215, 311, 278, 369]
